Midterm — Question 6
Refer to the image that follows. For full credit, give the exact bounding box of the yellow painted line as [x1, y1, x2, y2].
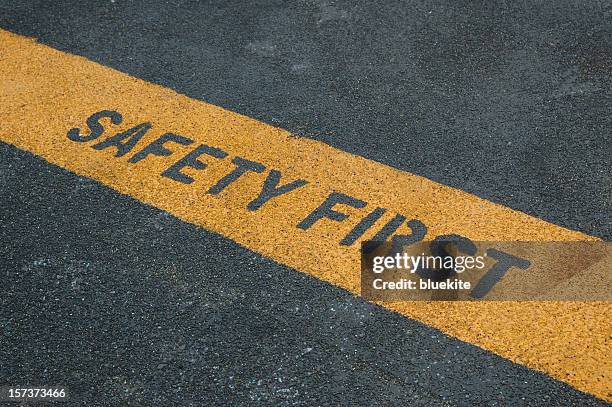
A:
[0, 30, 609, 400]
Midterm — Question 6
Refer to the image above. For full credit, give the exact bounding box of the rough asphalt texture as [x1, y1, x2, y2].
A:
[0, 145, 607, 406]
[1, 0, 609, 239]
[0, 0, 610, 406]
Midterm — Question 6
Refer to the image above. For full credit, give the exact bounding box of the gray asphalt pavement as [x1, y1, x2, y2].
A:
[0, 145, 607, 405]
[0, 0, 610, 405]
[1, 0, 609, 238]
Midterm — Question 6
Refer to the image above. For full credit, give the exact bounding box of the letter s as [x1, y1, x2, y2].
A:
[475, 256, 486, 269]
[67, 110, 122, 142]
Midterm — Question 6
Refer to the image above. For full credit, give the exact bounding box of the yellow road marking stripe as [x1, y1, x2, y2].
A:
[0, 30, 609, 399]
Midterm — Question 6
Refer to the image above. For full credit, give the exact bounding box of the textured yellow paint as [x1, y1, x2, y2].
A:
[0, 30, 609, 400]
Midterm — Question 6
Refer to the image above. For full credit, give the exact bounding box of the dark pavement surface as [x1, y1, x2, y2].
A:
[0, 145, 607, 406]
[0, 0, 611, 406]
[0, 0, 609, 239]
